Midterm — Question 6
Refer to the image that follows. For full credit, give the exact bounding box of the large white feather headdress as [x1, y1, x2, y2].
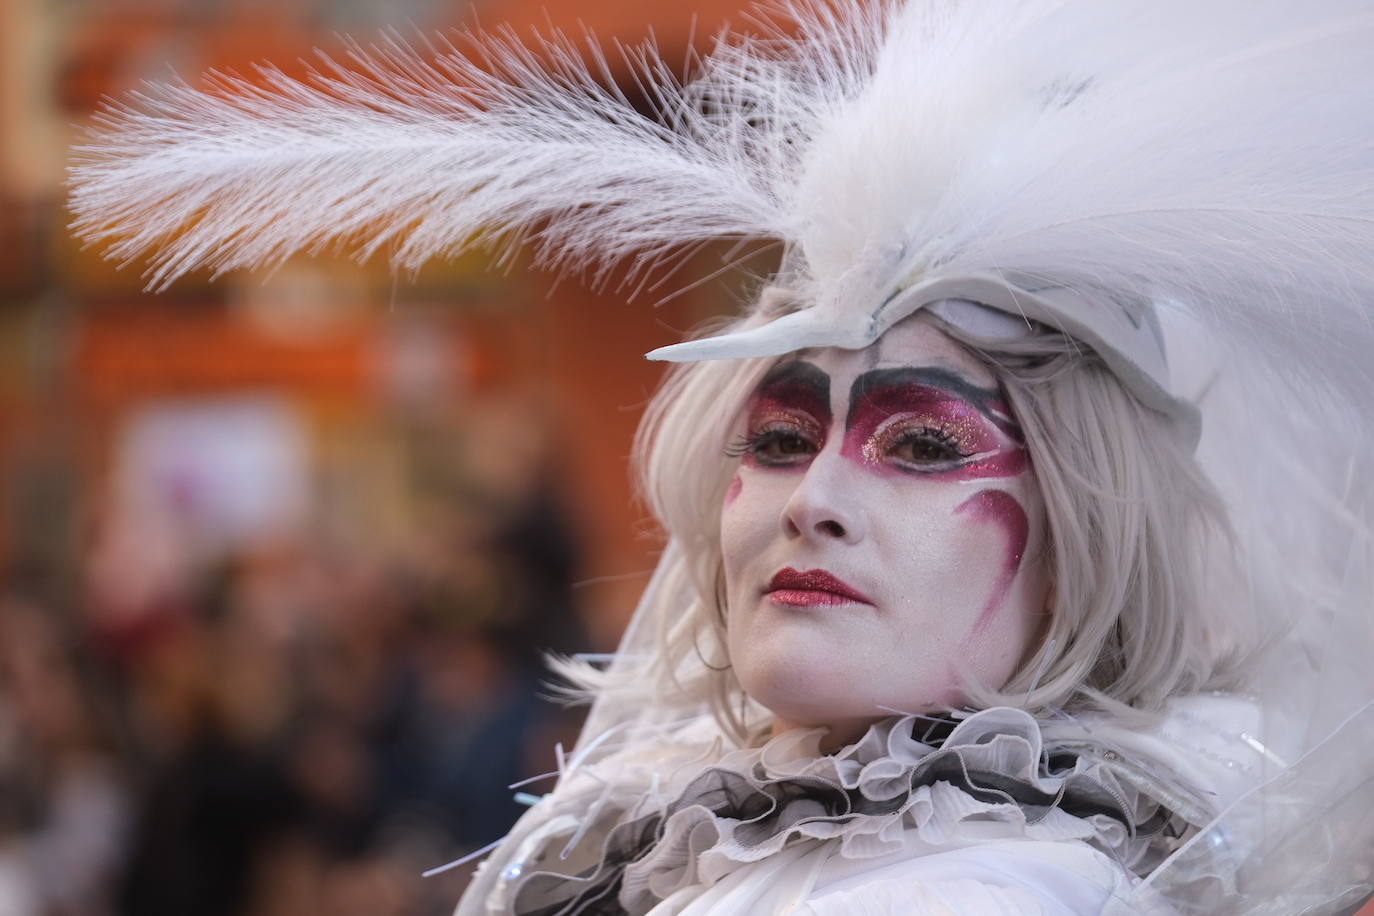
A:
[71, 0, 1374, 411]
[70, 1, 1374, 911]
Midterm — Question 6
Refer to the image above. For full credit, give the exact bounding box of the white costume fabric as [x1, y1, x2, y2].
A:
[65, 0, 1374, 912]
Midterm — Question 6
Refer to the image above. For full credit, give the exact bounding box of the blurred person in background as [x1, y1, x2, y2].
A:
[0, 588, 128, 916]
[103, 419, 589, 916]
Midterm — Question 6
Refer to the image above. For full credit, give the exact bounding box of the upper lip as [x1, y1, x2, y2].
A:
[765, 567, 874, 604]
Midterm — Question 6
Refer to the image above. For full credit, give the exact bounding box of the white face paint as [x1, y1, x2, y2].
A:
[720, 317, 1050, 742]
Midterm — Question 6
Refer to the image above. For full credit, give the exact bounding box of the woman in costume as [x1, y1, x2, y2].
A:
[69, 0, 1374, 912]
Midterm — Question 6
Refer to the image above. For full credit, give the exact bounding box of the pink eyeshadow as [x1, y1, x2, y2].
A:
[748, 381, 830, 431]
[739, 380, 831, 470]
[724, 474, 743, 505]
[954, 489, 1030, 634]
[841, 384, 1023, 479]
[942, 448, 1028, 480]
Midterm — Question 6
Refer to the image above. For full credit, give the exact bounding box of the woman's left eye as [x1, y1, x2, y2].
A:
[886, 427, 973, 465]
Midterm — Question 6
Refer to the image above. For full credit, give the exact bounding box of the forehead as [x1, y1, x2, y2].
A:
[794, 315, 996, 389]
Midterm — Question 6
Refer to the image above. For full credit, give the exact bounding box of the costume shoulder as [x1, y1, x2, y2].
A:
[1102, 696, 1374, 915]
[793, 838, 1138, 916]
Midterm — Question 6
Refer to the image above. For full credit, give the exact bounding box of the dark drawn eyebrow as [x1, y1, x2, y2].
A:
[755, 360, 831, 406]
[846, 367, 1021, 438]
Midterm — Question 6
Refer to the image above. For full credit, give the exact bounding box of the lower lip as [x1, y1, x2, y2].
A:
[767, 589, 867, 607]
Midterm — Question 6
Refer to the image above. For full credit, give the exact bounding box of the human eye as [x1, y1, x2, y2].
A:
[886, 426, 974, 465]
[726, 417, 822, 467]
[865, 414, 983, 470]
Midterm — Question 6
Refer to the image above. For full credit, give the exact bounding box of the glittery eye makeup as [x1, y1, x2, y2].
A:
[730, 363, 1027, 479]
[729, 361, 832, 469]
[842, 368, 1026, 479]
[863, 408, 989, 466]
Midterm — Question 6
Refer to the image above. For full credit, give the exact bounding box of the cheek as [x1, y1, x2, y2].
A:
[719, 470, 790, 581]
[945, 480, 1049, 693]
[724, 473, 743, 506]
[954, 489, 1030, 634]
[877, 485, 999, 588]
[877, 480, 1040, 643]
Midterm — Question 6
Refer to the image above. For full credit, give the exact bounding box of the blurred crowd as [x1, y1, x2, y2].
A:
[0, 2, 737, 914]
[0, 420, 591, 916]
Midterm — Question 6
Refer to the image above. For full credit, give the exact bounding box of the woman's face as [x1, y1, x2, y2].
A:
[720, 317, 1050, 739]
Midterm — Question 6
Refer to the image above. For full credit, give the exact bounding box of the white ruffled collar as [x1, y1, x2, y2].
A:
[507, 706, 1219, 915]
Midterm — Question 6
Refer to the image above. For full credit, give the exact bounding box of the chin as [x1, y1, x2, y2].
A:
[730, 622, 965, 733]
[739, 654, 964, 736]
[736, 650, 878, 729]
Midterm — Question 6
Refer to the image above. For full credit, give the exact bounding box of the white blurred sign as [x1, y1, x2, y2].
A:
[114, 396, 310, 548]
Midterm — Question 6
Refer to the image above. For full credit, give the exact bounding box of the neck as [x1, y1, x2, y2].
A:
[770, 715, 876, 753]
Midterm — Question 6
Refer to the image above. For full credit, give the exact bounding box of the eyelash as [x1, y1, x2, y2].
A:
[725, 423, 976, 467]
[725, 427, 819, 465]
[884, 427, 975, 465]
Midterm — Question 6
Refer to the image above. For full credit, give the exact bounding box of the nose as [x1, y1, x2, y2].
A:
[780, 448, 867, 544]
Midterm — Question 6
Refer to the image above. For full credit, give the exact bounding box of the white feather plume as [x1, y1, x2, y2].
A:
[72, 1, 1374, 393]
[70, 25, 791, 292]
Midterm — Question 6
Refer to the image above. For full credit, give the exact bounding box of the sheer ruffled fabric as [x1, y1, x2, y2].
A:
[491, 702, 1260, 916]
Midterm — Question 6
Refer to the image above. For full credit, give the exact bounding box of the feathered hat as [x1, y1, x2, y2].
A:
[69, 0, 1374, 911]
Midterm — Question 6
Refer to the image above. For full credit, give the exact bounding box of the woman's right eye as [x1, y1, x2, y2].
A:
[727, 427, 820, 466]
[754, 430, 817, 462]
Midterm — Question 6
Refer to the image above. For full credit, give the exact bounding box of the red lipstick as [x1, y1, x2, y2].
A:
[766, 567, 873, 607]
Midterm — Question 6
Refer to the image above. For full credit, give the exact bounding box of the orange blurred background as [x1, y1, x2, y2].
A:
[1, 1, 1369, 915]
